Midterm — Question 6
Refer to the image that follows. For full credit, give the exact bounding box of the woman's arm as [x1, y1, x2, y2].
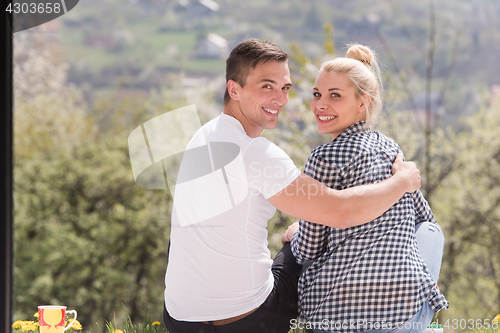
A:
[285, 152, 336, 261]
[268, 154, 421, 229]
[291, 220, 329, 263]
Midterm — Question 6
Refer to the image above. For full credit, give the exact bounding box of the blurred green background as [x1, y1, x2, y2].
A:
[12, 0, 500, 331]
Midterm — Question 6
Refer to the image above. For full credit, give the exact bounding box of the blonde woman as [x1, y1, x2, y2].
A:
[290, 45, 449, 333]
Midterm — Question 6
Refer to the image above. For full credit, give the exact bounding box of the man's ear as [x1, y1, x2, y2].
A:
[227, 80, 240, 101]
[359, 94, 371, 113]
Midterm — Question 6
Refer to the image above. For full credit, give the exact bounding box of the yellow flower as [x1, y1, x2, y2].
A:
[494, 314, 500, 323]
[71, 319, 83, 330]
[12, 320, 23, 329]
[21, 323, 37, 332]
[152, 321, 160, 326]
[33, 312, 39, 318]
[114, 330, 123, 333]
[21, 321, 34, 326]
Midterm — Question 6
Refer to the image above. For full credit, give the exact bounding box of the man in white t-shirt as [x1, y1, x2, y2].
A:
[163, 39, 421, 333]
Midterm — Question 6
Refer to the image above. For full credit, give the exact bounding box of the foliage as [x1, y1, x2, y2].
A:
[14, 134, 171, 326]
[434, 98, 500, 321]
[104, 312, 166, 333]
[13, 33, 183, 331]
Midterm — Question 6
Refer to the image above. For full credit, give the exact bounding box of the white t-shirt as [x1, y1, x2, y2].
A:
[164, 113, 301, 321]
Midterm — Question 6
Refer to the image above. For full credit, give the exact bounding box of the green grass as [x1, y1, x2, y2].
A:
[60, 29, 124, 70]
[105, 317, 166, 333]
[60, 22, 223, 76]
[184, 58, 226, 73]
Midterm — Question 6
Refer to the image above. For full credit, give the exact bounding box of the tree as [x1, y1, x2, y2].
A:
[14, 135, 171, 328]
[13, 30, 189, 330]
[432, 97, 500, 320]
[375, 0, 463, 200]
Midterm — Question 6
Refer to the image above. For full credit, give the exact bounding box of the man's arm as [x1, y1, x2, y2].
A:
[268, 154, 420, 229]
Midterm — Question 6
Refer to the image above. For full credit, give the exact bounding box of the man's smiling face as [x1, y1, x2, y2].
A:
[231, 60, 292, 138]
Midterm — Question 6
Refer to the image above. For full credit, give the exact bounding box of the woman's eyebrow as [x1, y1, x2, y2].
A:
[312, 87, 344, 91]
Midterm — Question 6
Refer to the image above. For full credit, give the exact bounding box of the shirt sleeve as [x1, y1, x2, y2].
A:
[413, 189, 437, 225]
[291, 153, 333, 263]
[244, 137, 301, 199]
[396, 146, 436, 225]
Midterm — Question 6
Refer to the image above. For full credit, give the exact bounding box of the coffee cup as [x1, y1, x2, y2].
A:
[38, 305, 77, 333]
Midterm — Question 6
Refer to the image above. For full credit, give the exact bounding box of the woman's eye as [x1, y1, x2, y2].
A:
[313, 92, 320, 97]
[331, 93, 340, 98]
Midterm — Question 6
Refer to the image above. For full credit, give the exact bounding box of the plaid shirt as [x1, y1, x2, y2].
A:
[291, 121, 448, 331]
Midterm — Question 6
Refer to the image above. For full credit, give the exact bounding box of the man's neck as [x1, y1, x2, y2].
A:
[223, 104, 262, 138]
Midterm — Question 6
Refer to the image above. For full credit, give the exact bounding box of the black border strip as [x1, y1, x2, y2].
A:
[1, 1, 14, 331]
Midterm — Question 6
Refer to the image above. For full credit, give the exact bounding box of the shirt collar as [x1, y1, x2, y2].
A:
[333, 121, 370, 142]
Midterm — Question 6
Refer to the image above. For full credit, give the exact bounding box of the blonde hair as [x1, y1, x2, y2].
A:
[319, 44, 383, 129]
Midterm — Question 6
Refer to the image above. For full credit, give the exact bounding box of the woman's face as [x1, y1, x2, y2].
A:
[311, 71, 367, 140]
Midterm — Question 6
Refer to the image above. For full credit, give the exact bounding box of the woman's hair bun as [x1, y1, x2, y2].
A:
[346, 44, 374, 69]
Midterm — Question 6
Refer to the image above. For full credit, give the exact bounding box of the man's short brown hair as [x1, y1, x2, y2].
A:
[224, 39, 288, 105]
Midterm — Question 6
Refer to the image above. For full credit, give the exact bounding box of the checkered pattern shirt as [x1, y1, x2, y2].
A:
[291, 121, 449, 331]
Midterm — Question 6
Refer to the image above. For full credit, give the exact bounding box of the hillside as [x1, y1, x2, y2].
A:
[38, 0, 500, 118]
